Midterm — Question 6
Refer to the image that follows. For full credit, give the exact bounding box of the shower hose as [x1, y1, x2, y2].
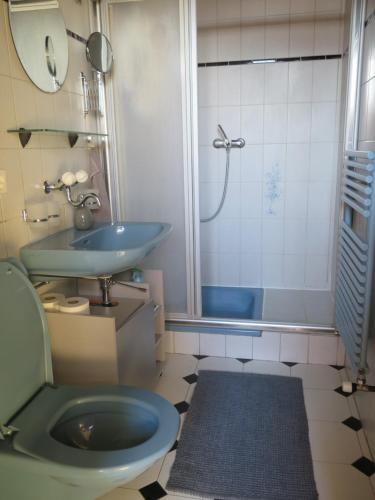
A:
[200, 146, 231, 223]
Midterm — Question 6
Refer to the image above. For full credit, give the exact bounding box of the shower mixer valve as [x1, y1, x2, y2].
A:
[213, 124, 245, 149]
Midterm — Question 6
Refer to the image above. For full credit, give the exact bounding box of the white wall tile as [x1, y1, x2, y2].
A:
[218, 106, 241, 139]
[240, 64, 265, 105]
[308, 335, 338, 364]
[217, 0, 241, 21]
[305, 255, 329, 289]
[284, 218, 307, 254]
[253, 331, 280, 361]
[262, 218, 284, 253]
[226, 335, 253, 358]
[266, 0, 290, 16]
[241, 219, 262, 253]
[240, 253, 262, 286]
[265, 63, 288, 103]
[264, 104, 288, 143]
[199, 106, 218, 145]
[265, 21, 290, 58]
[199, 181, 220, 217]
[309, 143, 335, 182]
[218, 219, 241, 253]
[199, 146, 220, 183]
[289, 21, 314, 57]
[264, 143, 287, 178]
[200, 219, 218, 253]
[241, 105, 264, 144]
[306, 218, 330, 254]
[174, 332, 200, 355]
[287, 103, 312, 143]
[286, 143, 310, 181]
[197, 29, 218, 63]
[198, 67, 218, 107]
[314, 20, 341, 55]
[311, 102, 337, 142]
[262, 254, 284, 287]
[290, 0, 315, 14]
[200, 333, 226, 356]
[218, 26, 241, 60]
[288, 61, 313, 103]
[218, 66, 241, 106]
[241, 25, 265, 59]
[283, 254, 306, 287]
[308, 182, 332, 219]
[241, 0, 266, 19]
[315, 0, 343, 13]
[241, 182, 262, 218]
[197, 0, 217, 25]
[240, 145, 264, 182]
[201, 252, 220, 284]
[312, 60, 339, 102]
[284, 181, 308, 218]
[219, 252, 240, 285]
[219, 182, 241, 218]
[280, 333, 309, 363]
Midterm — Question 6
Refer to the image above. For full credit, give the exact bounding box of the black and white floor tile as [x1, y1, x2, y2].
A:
[100, 354, 375, 500]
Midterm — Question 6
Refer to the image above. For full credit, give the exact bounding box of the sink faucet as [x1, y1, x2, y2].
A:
[66, 187, 101, 208]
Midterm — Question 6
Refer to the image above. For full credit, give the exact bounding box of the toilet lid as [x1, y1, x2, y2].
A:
[0, 262, 52, 426]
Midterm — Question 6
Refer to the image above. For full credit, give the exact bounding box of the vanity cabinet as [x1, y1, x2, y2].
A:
[46, 298, 158, 389]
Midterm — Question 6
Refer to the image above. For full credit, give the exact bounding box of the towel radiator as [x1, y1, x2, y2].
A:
[336, 149, 375, 382]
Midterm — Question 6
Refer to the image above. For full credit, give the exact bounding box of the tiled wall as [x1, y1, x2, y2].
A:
[166, 329, 345, 366]
[197, 0, 344, 290]
[0, 0, 100, 259]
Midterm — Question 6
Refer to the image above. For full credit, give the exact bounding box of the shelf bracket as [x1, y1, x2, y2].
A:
[19, 129, 32, 148]
[68, 133, 79, 148]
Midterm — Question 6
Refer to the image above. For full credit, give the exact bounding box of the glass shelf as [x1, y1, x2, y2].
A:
[7, 128, 108, 148]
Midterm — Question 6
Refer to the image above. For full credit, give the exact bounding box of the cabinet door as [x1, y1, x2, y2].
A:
[116, 302, 156, 388]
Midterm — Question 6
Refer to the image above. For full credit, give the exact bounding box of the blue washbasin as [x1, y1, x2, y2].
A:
[20, 222, 172, 278]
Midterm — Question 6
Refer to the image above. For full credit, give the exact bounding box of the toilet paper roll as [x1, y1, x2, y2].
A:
[58, 297, 90, 315]
[41, 292, 65, 312]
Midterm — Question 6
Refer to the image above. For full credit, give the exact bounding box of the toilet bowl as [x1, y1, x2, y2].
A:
[0, 262, 179, 500]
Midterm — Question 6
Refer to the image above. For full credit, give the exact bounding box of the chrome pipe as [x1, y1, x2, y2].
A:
[167, 317, 337, 335]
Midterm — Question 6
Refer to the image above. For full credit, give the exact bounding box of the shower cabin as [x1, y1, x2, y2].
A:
[102, 0, 374, 381]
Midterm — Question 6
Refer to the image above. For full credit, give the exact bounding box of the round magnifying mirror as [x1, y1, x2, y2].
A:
[86, 32, 113, 74]
[8, 0, 68, 93]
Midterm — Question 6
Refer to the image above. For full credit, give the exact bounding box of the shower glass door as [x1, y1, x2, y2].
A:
[108, 0, 190, 316]
[196, 0, 345, 326]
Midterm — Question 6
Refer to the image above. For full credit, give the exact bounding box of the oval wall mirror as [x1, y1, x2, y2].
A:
[8, 0, 69, 93]
[86, 32, 113, 74]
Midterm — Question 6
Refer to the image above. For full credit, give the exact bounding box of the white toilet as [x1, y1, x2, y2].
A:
[0, 261, 179, 500]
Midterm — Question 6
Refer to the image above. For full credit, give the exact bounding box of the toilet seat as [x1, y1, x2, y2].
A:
[10, 384, 177, 470]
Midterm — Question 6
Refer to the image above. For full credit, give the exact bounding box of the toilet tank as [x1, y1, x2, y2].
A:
[0, 262, 53, 426]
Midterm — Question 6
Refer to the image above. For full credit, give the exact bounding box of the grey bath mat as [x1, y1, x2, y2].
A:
[167, 370, 317, 500]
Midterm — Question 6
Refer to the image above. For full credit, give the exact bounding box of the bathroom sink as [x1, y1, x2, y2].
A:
[20, 222, 172, 278]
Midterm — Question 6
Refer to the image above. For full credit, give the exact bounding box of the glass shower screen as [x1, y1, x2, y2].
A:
[109, 0, 188, 315]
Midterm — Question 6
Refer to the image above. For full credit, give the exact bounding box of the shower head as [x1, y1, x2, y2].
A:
[217, 124, 230, 147]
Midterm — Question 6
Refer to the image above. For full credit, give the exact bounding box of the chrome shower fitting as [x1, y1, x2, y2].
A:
[212, 124, 245, 149]
[43, 170, 101, 209]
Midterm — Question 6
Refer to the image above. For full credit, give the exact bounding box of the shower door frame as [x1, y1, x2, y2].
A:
[100, 0, 200, 320]
[179, 0, 337, 334]
[100, 0, 337, 334]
